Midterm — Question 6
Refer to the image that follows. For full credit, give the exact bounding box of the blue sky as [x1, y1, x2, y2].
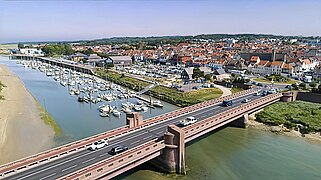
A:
[0, 0, 320, 43]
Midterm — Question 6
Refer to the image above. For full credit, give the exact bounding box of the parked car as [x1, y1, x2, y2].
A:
[88, 140, 108, 151]
[257, 83, 263, 87]
[109, 145, 128, 155]
[222, 100, 233, 107]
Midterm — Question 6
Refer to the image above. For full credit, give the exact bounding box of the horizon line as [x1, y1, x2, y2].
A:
[2, 33, 321, 45]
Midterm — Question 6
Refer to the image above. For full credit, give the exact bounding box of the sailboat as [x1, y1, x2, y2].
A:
[112, 109, 121, 117]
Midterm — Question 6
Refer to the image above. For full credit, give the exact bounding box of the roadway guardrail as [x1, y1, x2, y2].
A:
[59, 140, 165, 180]
[183, 93, 283, 141]
[0, 88, 258, 177]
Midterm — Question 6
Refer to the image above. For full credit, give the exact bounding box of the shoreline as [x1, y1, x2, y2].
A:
[0, 64, 55, 165]
[247, 110, 321, 144]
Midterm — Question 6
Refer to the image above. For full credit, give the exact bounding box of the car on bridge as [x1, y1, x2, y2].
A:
[222, 100, 233, 107]
[254, 92, 261, 96]
[242, 98, 250, 103]
[179, 116, 197, 126]
[261, 90, 268, 96]
[109, 145, 128, 155]
[88, 140, 108, 151]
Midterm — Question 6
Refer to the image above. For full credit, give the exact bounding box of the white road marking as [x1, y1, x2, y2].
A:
[61, 165, 77, 172]
[17, 94, 257, 179]
[143, 135, 153, 140]
[82, 157, 95, 164]
[39, 173, 56, 180]
[99, 153, 108, 157]
[130, 140, 140, 145]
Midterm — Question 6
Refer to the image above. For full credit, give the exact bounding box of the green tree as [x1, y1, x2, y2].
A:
[18, 43, 24, 49]
[309, 82, 317, 88]
[192, 68, 204, 79]
[299, 83, 306, 89]
[204, 74, 212, 81]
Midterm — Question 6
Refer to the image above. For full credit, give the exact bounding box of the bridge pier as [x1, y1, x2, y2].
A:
[229, 113, 249, 128]
[281, 91, 298, 102]
[151, 125, 186, 174]
[126, 112, 143, 128]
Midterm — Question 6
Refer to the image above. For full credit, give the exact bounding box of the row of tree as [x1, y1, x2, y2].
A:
[41, 44, 74, 56]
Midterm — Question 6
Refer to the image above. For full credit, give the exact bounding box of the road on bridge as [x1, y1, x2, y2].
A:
[5, 92, 262, 180]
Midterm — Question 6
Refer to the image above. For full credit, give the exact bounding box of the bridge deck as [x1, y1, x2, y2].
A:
[0, 89, 274, 179]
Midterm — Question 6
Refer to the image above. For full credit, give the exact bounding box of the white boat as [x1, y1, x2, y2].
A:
[122, 107, 132, 114]
[134, 105, 142, 111]
[60, 81, 67, 87]
[74, 89, 80, 95]
[100, 112, 109, 117]
[141, 106, 148, 112]
[69, 90, 75, 95]
[46, 72, 53, 76]
[153, 100, 163, 107]
[112, 110, 121, 117]
[100, 105, 113, 113]
[137, 100, 143, 105]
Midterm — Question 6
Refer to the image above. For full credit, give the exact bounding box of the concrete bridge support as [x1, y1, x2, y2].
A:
[281, 91, 298, 102]
[151, 125, 186, 174]
[229, 113, 249, 128]
[126, 112, 143, 128]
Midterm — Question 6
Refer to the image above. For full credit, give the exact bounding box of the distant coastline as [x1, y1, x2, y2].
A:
[0, 64, 56, 164]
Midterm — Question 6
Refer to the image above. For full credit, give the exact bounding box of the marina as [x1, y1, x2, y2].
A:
[16, 59, 165, 117]
[0, 56, 179, 147]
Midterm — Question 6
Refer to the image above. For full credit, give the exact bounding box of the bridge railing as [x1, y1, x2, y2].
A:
[139, 88, 259, 128]
[0, 88, 257, 177]
[0, 125, 130, 177]
[59, 140, 165, 180]
[183, 93, 283, 140]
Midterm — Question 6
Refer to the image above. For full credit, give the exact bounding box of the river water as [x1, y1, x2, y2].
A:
[1, 56, 321, 179]
[0, 56, 179, 146]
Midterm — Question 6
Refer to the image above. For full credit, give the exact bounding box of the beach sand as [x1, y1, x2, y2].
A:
[0, 64, 54, 165]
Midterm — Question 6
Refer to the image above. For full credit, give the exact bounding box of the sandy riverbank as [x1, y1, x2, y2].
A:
[0, 64, 54, 165]
[248, 110, 321, 143]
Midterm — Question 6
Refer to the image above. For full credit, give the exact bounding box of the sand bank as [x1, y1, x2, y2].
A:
[0, 65, 54, 165]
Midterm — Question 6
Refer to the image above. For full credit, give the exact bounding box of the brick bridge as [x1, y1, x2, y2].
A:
[0, 90, 296, 179]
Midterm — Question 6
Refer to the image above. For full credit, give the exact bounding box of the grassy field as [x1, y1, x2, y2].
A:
[256, 101, 321, 133]
[0, 44, 18, 49]
[253, 78, 298, 85]
[230, 87, 244, 94]
[148, 86, 223, 107]
[95, 69, 150, 91]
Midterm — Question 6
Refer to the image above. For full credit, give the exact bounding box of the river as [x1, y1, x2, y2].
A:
[1, 56, 321, 179]
[0, 56, 179, 146]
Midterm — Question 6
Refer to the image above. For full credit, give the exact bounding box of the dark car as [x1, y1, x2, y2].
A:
[192, 86, 200, 90]
[257, 83, 263, 86]
[109, 145, 128, 155]
[261, 90, 268, 96]
[222, 100, 233, 107]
